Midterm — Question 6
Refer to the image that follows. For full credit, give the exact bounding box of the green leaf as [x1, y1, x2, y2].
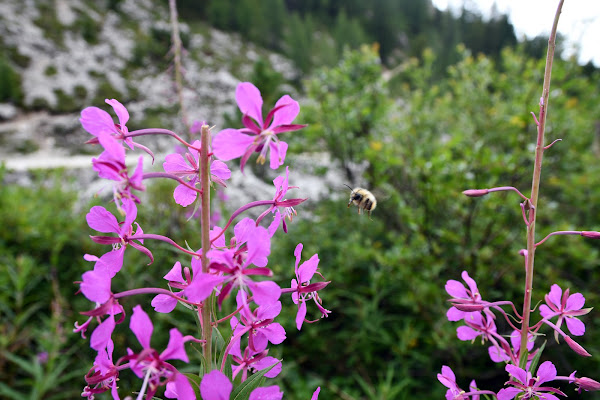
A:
[528, 340, 546, 374]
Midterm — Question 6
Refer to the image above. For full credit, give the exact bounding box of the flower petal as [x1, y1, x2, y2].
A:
[174, 184, 198, 207]
[163, 153, 191, 173]
[497, 387, 521, 400]
[249, 280, 281, 306]
[536, 360, 557, 384]
[87, 206, 120, 233]
[566, 317, 586, 336]
[236, 82, 263, 126]
[566, 292, 585, 311]
[270, 95, 299, 128]
[269, 140, 287, 169]
[81, 270, 111, 303]
[151, 293, 178, 314]
[457, 326, 480, 341]
[184, 273, 226, 303]
[201, 370, 232, 400]
[213, 129, 256, 161]
[210, 160, 231, 180]
[249, 385, 283, 400]
[160, 328, 189, 362]
[80, 107, 115, 137]
[446, 307, 464, 322]
[547, 284, 563, 307]
[296, 300, 307, 330]
[90, 314, 116, 351]
[445, 279, 468, 298]
[298, 254, 319, 283]
[130, 305, 153, 349]
[246, 226, 271, 267]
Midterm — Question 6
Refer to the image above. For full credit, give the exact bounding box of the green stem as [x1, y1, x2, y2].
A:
[519, 0, 564, 367]
[200, 123, 212, 372]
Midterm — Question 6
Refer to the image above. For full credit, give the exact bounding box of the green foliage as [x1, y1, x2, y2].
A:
[303, 45, 388, 183]
[0, 168, 97, 399]
[274, 46, 600, 397]
[73, 12, 101, 45]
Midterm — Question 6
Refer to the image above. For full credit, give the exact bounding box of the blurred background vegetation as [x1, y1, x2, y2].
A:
[2, 0, 600, 399]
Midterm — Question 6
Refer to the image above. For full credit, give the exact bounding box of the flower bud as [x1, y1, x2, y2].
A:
[452, 303, 484, 312]
[565, 335, 592, 357]
[463, 189, 489, 197]
[581, 231, 600, 239]
[575, 377, 600, 392]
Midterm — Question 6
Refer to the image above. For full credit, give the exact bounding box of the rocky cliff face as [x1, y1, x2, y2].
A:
[0, 0, 298, 167]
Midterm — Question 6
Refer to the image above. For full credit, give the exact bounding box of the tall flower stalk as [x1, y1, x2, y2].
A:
[441, 1, 600, 398]
[520, 0, 564, 366]
[200, 123, 212, 372]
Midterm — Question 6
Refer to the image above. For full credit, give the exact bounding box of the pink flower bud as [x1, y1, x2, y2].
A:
[452, 303, 484, 312]
[581, 231, 600, 239]
[565, 335, 592, 357]
[463, 189, 489, 197]
[575, 377, 600, 392]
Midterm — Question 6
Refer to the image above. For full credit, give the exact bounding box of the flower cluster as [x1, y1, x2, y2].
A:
[76, 83, 327, 399]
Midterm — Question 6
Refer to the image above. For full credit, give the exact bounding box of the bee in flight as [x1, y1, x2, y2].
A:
[344, 184, 377, 217]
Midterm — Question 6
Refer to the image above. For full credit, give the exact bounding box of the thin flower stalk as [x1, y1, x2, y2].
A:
[520, 0, 564, 365]
[200, 123, 212, 372]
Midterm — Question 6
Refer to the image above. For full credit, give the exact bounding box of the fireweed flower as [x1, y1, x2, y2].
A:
[197, 218, 281, 307]
[456, 310, 499, 344]
[125, 305, 194, 399]
[540, 284, 591, 342]
[291, 243, 330, 330]
[569, 371, 600, 393]
[163, 139, 231, 207]
[446, 271, 487, 321]
[212, 82, 306, 171]
[229, 291, 286, 353]
[82, 339, 119, 399]
[437, 365, 479, 400]
[497, 361, 565, 400]
[92, 150, 145, 207]
[80, 99, 133, 159]
[230, 345, 281, 382]
[86, 198, 153, 273]
[255, 166, 306, 235]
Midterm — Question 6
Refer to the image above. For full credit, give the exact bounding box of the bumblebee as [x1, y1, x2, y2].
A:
[344, 185, 377, 217]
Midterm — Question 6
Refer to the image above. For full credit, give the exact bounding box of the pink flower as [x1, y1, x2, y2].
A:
[213, 82, 306, 171]
[229, 291, 286, 353]
[86, 198, 153, 271]
[255, 166, 307, 235]
[92, 151, 145, 207]
[82, 340, 120, 399]
[540, 284, 591, 341]
[126, 306, 194, 399]
[201, 218, 281, 307]
[445, 271, 486, 321]
[80, 99, 132, 160]
[437, 365, 479, 400]
[497, 361, 565, 400]
[291, 243, 330, 330]
[569, 371, 600, 393]
[163, 140, 231, 207]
